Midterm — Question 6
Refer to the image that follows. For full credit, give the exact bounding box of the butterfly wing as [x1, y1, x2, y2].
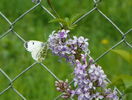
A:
[37, 43, 49, 62]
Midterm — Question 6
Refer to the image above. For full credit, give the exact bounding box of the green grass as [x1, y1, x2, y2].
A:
[0, 0, 132, 100]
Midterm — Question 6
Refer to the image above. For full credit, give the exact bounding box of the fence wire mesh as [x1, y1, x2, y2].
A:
[0, 0, 132, 100]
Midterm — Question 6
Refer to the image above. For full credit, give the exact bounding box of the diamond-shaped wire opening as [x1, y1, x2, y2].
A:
[0, 16, 10, 35]
[97, 42, 132, 78]
[44, 54, 73, 77]
[13, 7, 59, 41]
[0, 68, 26, 100]
[0, 70, 10, 92]
[0, 88, 24, 100]
[0, 32, 34, 78]
[11, 63, 59, 100]
[47, 0, 94, 17]
[0, 15, 11, 39]
[3, 1, 37, 22]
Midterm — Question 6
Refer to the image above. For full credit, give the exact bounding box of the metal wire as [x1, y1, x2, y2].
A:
[0, 2, 60, 100]
[0, 0, 131, 100]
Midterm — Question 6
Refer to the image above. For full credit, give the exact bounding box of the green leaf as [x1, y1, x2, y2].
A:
[112, 49, 132, 64]
[49, 18, 67, 25]
[49, 17, 77, 30]
[70, 12, 86, 24]
[68, 24, 77, 30]
[113, 75, 132, 88]
[109, 78, 126, 91]
[124, 86, 132, 94]
[49, 12, 85, 30]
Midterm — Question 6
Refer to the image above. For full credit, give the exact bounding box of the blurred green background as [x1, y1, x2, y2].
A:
[0, 0, 132, 100]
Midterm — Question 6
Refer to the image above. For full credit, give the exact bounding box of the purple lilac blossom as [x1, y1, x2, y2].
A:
[48, 30, 89, 64]
[105, 88, 119, 100]
[55, 80, 75, 99]
[73, 56, 119, 100]
[58, 29, 69, 38]
[48, 30, 70, 57]
[49, 29, 119, 100]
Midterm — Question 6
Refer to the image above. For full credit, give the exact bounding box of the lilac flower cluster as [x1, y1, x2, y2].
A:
[73, 56, 119, 100]
[48, 29, 119, 100]
[55, 80, 74, 99]
[48, 29, 70, 56]
[48, 29, 89, 64]
[104, 88, 119, 100]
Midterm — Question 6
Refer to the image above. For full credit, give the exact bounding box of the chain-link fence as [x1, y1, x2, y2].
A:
[0, 0, 132, 100]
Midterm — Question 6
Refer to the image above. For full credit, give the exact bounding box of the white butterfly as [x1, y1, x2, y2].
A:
[24, 40, 48, 62]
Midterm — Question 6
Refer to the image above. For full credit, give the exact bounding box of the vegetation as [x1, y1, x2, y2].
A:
[0, 0, 132, 99]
